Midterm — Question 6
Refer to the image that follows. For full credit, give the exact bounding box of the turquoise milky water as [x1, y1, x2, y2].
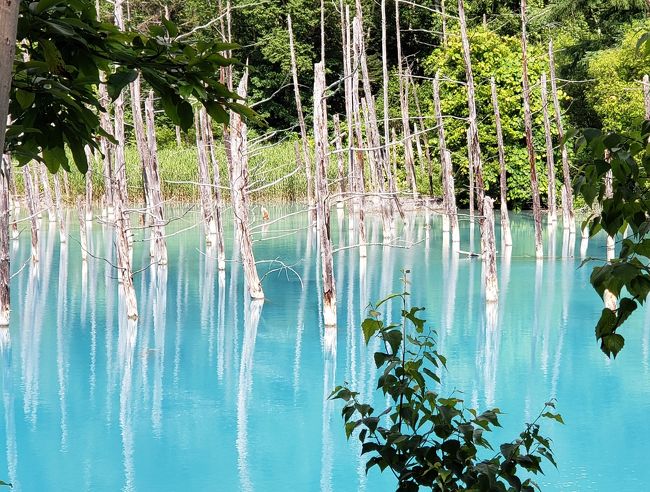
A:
[0, 205, 648, 491]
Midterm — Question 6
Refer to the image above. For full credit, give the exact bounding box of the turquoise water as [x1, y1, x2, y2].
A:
[0, 205, 648, 491]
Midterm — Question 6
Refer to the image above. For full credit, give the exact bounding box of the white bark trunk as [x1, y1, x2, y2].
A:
[490, 77, 512, 247]
[549, 40, 574, 233]
[314, 62, 337, 326]
[541, 73, 557, 225]
[521, 0, 544, 258]
[229, 69, 264, 299]
[144, 91, 167, 265]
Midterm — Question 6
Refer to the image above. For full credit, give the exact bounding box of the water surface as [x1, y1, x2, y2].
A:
[0, 206, 647, 491]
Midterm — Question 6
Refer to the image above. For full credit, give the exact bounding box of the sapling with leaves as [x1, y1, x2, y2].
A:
[331, 272, 562, 491]
[574, 119, 650, 358]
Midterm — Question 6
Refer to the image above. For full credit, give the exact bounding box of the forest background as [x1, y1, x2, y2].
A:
[89, 0, 650, 208]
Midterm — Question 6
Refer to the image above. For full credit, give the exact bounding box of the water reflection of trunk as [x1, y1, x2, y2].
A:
[1, 328, 18, 489]
[104, 221, 116, 425]
[551, 237, 572, 397]
[56, 240, 69, 450]
[293, 228, 313, 394]
[441, 238, 459, 363]
[152, 266, 167, 437]
[216, 269, 226, 381]
[201, 243, 216, 364]
[541, 240, 556, 379]
[21, 222, 54, 426]
[173, 245, 187, 386]
[118, 302, 138, 492]
[237, 297, 263, 492]
[320, 325, 337, 492]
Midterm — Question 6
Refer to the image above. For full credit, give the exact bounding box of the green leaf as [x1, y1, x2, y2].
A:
[601, 333, 625, 358]
[361, 318, 382, 345]
[36, 0, 66, 13]
[205, 101, 229, 124]
[107, 69, 138, 101]
[15, 89, 35, 110]
[42, 146, 68, 173]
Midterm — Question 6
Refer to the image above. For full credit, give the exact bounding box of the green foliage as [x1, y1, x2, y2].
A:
[332, 278, 561, 491]
[575, 120, 650, 357]
[7, 0, 244, 174]
[422, 26, 557, 209]
[585, 20, 650, 132]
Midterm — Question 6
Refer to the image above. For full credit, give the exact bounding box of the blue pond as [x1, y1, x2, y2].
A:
[0, 206, 648, 491]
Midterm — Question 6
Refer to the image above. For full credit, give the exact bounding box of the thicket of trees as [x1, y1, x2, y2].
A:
[112, 0, 650, 208]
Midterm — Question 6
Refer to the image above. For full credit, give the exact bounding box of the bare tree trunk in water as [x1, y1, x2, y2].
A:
[458, 0, 485, 219]
[195, 111, 216, 240]
[481, 196, 499, 303]
[288, 15, 316, 225]
[604, 165, 616, 311]
[23, 166, 39, 263]
[643, 75, 650, 120]
[313, 62, 337, 326]
[395, 1, 417, 197]
[541, 73, 557, 225]
[490, 77, 512, 247]
[0, 155, 11, 325]
[229, 69, 264, 300]
[144, 91, 167, 265]
[202, 112, 226, 271]
[53, 174, 66, 243]
[549, 39, 574, 233]
[77, 197, 88, 262]
[521, 0, 544, 258]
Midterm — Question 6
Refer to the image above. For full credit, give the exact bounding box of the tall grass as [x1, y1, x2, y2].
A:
[12, 138, 441, 203]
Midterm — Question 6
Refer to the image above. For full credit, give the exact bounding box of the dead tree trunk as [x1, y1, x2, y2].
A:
[643, 74, 650, 120]
[98, 83, 115, 219]
[130, 74, 151, 220]
[144, 91, 167, 266]
[77, 197, 88, 262]
[84, 149, 93, 221]
[604, 166, 616, 310]
[521, 0, 543, 259]
[38, 164, 55, 222]
[381, 0, 391, 180]
[395, 1, 418, 197]
[288, 15, 316, 225]
[0, 155, 11, 325]
[440, 0, 448, 48]
[195, 111, 216, 240]
[458, 0, 485, 218]
[202, 112, 226, 271]
[23, 166, 39, 262]
[549, 39, 574, 233]
[229, 69, 264, 299]
[410, 73, 434, 196]
[313, 62, 337, 326]
[175, 126, 182, 147]
[481, 196, 498, 302]
[53, 174, 66, 243]
[333, 114, 346, 210]
[433, 72, 451, 232]
[490, 77, 512, 247]
[443, 150, 460, 245]
[541, 73, 557, 225]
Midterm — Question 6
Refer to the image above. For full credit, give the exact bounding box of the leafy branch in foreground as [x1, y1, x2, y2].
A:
[574, 120, 650, 357]
[331, 279, 561, 491]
